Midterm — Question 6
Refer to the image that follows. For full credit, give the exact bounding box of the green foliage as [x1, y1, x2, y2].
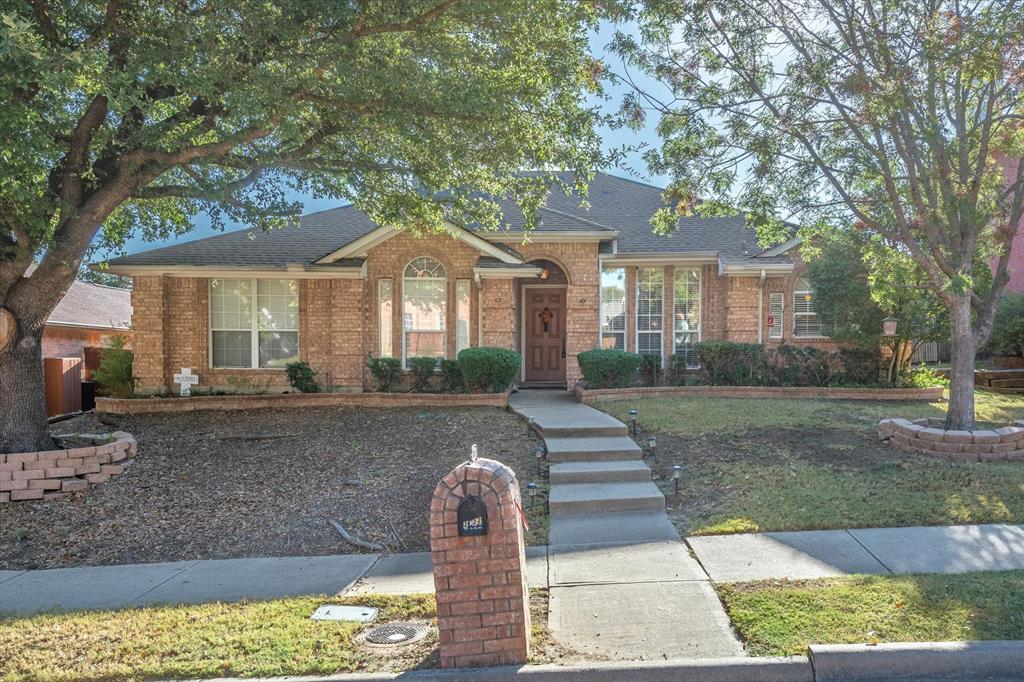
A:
[367, 356, 401, 393]
[92, 336, 134, 398]
[985, 294, 1024, 357]
[226, 375, 272, 395]
[285, 361, 320, 393]
[407, 357, 437, 393]
[695, 342, 882, 387]
[695, 342, 767, 386]
[640, 354, 663, 386]
[457, 347, 520, 393]
[899, 364, 950, 389]
[440, 359, 463, 393]
[577, 349, 643, 388]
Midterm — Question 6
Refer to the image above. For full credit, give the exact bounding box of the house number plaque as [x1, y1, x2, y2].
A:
[457, 495, 488, 536]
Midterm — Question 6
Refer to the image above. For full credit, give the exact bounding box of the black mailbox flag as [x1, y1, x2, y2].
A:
[457, 495, 488, 536]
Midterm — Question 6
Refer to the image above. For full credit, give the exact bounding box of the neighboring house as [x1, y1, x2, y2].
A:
[102, 172, 828, 393]
[33, 269, 133, 369]
[999, 156, 1024, 294]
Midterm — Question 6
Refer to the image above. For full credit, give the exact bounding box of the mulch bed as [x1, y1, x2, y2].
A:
[0, 406, 543, 570]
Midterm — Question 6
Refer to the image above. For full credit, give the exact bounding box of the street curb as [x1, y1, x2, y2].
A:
[202, 657, 812, 681]
[809, 640, 1024, 681]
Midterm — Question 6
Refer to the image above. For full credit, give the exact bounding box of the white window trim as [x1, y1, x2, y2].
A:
[671, 267, 701, 363]
[208, 278, 299, 370]
[768, 292, 784, 339]
[635, 266, 665, 364]
[599, 266, 627, 351]
[401, 257, 447, 369]
[793, 279, 827, 339]
[378, 278, 394, 358]
[455, 278, 471, 355]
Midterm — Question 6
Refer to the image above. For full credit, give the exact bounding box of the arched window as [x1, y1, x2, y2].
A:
[403, 257, 447, 366]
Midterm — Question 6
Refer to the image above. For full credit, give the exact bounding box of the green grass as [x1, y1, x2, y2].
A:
[0, 594, 437, 681]
[717, 571, 1024, 656]
[600, 390, 1024, 534]
[601, 390, 1024, 438]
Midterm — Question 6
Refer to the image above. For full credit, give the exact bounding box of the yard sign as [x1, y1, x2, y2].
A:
[173, 368, 199, 396]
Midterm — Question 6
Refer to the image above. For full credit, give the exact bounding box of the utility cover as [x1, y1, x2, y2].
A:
[311, 604, 378, 622]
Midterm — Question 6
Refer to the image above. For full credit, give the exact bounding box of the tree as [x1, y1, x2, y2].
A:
[0, 1, 605, 453]
[616, 0, 1023, 429]
[806, 237, 948, 384]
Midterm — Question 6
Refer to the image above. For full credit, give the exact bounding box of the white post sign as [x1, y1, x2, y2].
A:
[173, 368, 199, 396]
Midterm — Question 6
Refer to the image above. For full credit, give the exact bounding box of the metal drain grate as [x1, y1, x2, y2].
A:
[362, 622, 428, 648]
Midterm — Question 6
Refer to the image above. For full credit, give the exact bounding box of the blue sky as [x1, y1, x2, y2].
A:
[111, 22, 669, 258]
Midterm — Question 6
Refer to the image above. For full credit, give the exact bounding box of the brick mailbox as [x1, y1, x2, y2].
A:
[429, 455, 531, 668]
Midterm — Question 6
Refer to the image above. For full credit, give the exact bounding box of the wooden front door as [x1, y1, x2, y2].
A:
[524, 288, 566, 383]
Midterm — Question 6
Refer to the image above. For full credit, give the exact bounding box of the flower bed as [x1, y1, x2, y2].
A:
[574, 383, 944, 404]
[96, 390, 509, 415]
[0, 432, 136, 503]
[879, 418, 1024, 461]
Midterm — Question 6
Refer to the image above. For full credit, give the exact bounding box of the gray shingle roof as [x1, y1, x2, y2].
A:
[48, 279, 132, 330]
[105, 172, 791, 268]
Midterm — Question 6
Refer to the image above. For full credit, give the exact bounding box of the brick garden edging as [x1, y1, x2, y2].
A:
[574, 383, 945, 404]
[879, 418, 1024, 461]
[0, 432, 136, 503]
[96, 390, 509, 414]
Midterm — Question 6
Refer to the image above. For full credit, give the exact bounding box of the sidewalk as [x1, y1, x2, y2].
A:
[687, 523, 1024, 582]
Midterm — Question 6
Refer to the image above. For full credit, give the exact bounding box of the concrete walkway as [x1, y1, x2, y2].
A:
[688, 523, 1024, 582]
[509, 390, 743, 661]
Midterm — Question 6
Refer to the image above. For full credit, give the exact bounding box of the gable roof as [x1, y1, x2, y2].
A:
[47, 279, 132, 331]
[102, 172, 792, 272]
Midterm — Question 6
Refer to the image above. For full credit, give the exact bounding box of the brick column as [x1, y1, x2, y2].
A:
[130, 275, 168, 393]
[480, 279, 516, 349]
[429, 457, 530, 668]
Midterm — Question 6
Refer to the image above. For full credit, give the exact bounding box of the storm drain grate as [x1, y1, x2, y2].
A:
[362, 622, 428, 648]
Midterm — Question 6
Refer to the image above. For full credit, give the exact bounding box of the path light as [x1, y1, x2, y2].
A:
[527, 416, 536, 435]
[672, 465, 683, 497]
[526, 482, 539, 507]
[534, 445, 545, 473]
[883, 315, 899, 337]
[629, 409, 638, 436]
[646, 435, 657, 463]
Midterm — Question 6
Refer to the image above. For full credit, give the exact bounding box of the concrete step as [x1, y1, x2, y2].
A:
[549, 510, 680, 545]
[538, 423, 629, 439]
[544, 436, 643, 463]
[550, 460, 652, 484]
[549, 481, 665, 514]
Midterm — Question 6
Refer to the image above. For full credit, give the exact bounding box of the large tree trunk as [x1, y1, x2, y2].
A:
[0, 321, 54, 453]
[945, 295, 977, 431]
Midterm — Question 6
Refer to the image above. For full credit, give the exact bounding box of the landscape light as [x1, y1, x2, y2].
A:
[534, 445, 545, 472]
[526, 482, 539, 507]
[672, 465, 683, 496]
[629, 409, 638, 436]
[646, 435, 657, 462]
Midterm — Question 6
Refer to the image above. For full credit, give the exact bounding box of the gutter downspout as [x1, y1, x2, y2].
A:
[757, 269, 766, 344]
[477, 279, 483, 347]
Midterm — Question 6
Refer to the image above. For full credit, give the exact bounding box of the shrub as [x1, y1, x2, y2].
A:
[640, 354, 662, 386]
[93, 336, 134, 397]
[985, 293, 1024, 357]
[837, 347, 880, 385]
[457, 347, 520, 392]
[668, 353, 694, 386]
[766, 345, 836, 387]
[695, 342, 767, 386]
[899, 364, 949, 388]
[367, 355, 401, 392]
[285, 361, 320, 393]
[440, 359, 463, 392]
[577, 349, 643, 388]
[227, 375, 272, 394]
[408, 356, 438, 392]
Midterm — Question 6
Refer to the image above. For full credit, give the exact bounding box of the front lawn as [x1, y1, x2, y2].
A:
[600, 391, 1024, 535]
[717, 571, 1024, 656]
[0, 590, 571, 681]
[0, 406, 546, 569]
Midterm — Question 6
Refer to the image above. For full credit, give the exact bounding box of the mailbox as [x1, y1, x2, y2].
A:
[457, 495, 488, 536]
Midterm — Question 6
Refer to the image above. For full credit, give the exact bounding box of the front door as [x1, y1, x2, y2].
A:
[524, 288, 566, 383]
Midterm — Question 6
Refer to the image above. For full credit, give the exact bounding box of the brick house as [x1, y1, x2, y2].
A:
[103, 173, 830, 393]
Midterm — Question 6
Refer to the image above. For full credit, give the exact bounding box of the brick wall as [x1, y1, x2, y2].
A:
[41, 327, 123, 364]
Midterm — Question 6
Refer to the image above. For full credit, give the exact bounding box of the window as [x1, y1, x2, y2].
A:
[768, 292, 784, 339]
[793, 277, 826, 337]
[673, 268, 701, 366]
[210, 278, 298, 368]
[403, 256, 446, 366]
[600, 267, 626, 350]
[456, 279, 471, 354]
[636, 267, 664, 357]
[378, 279, 393, 357]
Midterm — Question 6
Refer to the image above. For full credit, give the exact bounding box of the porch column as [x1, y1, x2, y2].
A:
[130, 275, 168, 394]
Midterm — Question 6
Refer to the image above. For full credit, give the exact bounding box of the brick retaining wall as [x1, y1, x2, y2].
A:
[879, 418, 1024, 461]
[574, 384, 945, 403]
[96, 390, 509, 414]
[0, 432, 136, 503]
